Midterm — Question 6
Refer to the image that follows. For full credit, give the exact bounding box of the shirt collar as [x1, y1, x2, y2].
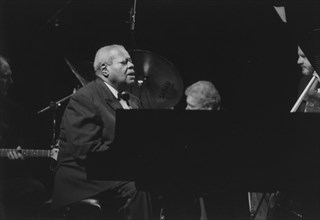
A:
[104, 82, 118, 99]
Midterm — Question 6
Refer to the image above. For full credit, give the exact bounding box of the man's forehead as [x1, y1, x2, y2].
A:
[187, 95, 201, 103]
[298, 46, 304, 55]
[111, 48, 130, 58]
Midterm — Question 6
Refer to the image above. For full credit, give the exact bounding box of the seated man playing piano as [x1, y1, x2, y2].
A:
[51, 45, 152, 220]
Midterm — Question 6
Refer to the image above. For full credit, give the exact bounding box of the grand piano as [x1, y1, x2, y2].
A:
[87, 109, 320, 194]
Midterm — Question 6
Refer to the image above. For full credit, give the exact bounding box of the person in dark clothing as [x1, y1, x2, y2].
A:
[171, 81, 221, 220]
[0, 55, 47, 220]
[296, 45, 320, 112]
[158, 81, 249, 220]
[185, 81, 249, 220]
[269, 44, 320, 220]
[51, 45, 152, 220]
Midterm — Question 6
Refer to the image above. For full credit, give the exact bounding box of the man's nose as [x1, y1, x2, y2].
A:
[128, 61, 134, 69]
[297, 56, 303, 65]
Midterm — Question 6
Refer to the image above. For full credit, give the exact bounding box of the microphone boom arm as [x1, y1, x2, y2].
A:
[37, 90, 75, 114]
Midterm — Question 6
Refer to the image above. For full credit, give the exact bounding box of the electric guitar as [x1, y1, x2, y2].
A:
[0, 148, 59, 161]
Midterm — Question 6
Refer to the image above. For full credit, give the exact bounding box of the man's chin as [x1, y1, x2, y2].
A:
[302, 70, 312, 76]
[126, 77, 136, 84]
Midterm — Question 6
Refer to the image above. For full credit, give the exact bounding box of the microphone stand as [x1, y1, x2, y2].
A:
[129, 0, 137, 50]
[127, 0, 151, 108]
[46, 0, 73, 27]
[37, 89, 76, 170]
[37, 92, 74, 114]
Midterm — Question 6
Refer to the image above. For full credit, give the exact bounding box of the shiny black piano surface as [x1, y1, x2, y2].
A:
[87, 109, 320, 193]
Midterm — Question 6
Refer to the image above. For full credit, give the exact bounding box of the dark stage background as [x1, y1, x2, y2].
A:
[1, 0, 320, 195]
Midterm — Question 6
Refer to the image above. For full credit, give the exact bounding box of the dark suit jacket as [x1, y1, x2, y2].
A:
[51, 78, 142, 209]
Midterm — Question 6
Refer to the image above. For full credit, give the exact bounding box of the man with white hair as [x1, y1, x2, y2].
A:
[183, 81, 250, 220]
[51, 45, 152, 220]
[185, 80, 221, 110]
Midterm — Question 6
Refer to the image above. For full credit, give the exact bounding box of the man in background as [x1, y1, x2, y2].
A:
[297, 45, 320, 112]
[185, 80, 250, 220]
[0, 55, 47, 220]
[185, 80, 221, 111]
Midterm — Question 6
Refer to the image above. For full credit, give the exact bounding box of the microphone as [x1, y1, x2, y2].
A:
[129, 0, 137, 31]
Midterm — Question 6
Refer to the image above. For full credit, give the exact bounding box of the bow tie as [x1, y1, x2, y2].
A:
[117, 91, 130, 101]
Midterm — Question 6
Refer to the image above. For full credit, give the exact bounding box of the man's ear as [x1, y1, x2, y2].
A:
[101, 63, 108, 77]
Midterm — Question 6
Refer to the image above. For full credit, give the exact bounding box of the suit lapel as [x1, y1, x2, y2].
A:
[106, 97, 123, 111]
[128, 98, 139, 109]
[94, 78, 141, 110]
[95, 78, 123, 111]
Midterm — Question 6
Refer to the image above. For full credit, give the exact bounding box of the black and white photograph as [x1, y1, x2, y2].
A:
[0, 0, 320, 219]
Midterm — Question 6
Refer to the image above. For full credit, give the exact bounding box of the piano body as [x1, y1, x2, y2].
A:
[87, 109, 319, 195]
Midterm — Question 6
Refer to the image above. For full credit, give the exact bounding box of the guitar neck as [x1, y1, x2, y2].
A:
[0, 149, 51, 158]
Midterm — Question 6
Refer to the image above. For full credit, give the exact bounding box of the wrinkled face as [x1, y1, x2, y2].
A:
[185, 95, 211, 110]
[0, 60, 13, 97]
[107, 48, 135, 85]
[297, 46, 314, 76]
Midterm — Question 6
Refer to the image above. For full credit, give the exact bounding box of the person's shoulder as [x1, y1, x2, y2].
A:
[72, 80, 99, 98]
[69, 79, 111, 107]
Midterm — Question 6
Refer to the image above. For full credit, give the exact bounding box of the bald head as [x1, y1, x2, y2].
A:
[93, 45, 127, 73]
